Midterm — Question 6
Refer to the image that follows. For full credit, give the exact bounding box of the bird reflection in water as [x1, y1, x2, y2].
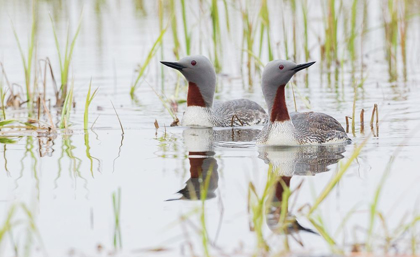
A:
[259, 144, 347, 235]
[169, 127, 260, 201]
[177, 150, 218, 200]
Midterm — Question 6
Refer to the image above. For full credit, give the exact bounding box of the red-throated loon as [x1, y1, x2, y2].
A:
[161, 55, 267, 127]
[256, 60, 351, 145]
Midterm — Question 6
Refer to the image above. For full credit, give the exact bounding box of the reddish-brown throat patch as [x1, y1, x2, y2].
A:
[270, 85, 290, 122]
[187, 82, 206, 107]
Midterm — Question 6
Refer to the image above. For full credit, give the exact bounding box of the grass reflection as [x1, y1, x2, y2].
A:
[84, 131, 100, 177]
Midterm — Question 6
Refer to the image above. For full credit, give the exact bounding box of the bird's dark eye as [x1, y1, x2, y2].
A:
[279, 65, 284, 70]
[191, 60, 197, 66]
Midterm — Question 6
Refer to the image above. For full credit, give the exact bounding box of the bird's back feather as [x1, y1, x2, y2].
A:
[213, 99, 267, 126]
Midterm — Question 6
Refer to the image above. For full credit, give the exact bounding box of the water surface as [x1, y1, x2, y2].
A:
[1, 0, 420, 256]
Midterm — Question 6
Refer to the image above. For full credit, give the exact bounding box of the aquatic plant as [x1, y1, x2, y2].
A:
[348, 0, 358, 63]
[111, 101, 125, 173]
[302, 0, 309, 61]
[239, 1, 258, 87]
[50, 10, 83, 106]
[113, 188, 122, 249]
[84, 128, 100, 176]
[290, 0, 298, 61]
[84, 79, 99, 130]
[0, 205, 17, 243]
[0, 203, 45, 256]
[308, 139, 368, 216]
[351, 76, 367, 134]
[59, 78, 74, 129]
[134, 0, 146, 14]
[258, 0, 273, 61]
[382, 0, 398, 82]
[130, 28, 167, 98]
[248, 165, 278, 253]
[111, 100, 124, 134]
[0, 83, 6, 120]
[322, 0, 339, 70]
[180, 0, 191, 56]
[170, 0, 181, 59]
[398, 0, 409, 81]
[11, 0, 38, 115]
[210, 0, 222, 73]
[281, 6, 289, 60]
[149, 83, 179, 126]
[199, 164, 215, 257]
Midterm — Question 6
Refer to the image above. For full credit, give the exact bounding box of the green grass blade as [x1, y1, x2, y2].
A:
[130, 28, 167, 97]
[180, 0, 191, 55]
[10, 21, 28, 74]
[308, 137, 369, 215]
[49, 14, 64, 74]
[59, 78, 74, 129]
[84, 79, 98, 130]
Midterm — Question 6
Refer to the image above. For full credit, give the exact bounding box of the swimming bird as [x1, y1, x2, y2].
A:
[256, 60, 351, 145]
[161, 55, 267, 127]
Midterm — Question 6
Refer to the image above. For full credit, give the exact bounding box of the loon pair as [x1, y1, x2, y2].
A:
[161, 56, 350, 146]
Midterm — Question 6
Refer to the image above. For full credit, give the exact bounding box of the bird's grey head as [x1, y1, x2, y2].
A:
[161, 55, 216, 107]
[262, 60, 315, 112]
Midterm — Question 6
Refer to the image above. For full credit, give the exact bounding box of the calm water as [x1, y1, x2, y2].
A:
[1, 0, 420, 256]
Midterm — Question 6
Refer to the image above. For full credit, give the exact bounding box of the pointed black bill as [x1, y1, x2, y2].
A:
[291, 61, 316, 72]
[160, 61, 186, 71]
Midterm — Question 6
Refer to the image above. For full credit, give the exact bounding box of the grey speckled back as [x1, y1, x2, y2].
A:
[213, 99, 267, 126]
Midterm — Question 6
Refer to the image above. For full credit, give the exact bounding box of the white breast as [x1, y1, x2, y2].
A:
[262, 121, 300, 146]
[181, 106, 214, 127]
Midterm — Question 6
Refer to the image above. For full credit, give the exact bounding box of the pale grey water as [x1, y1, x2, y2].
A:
[1, 0, 420, 256]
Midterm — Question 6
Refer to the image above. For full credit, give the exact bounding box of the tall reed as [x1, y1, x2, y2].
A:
[247, 165, 278, 254]
[170, 0, 181, 59]
[210, 0, 222, 73]
[281, 7, 289, 59]
[302, 0, 309, 61]
[59, 78, 74, 129]
[50, 10, 83, 106]
[84, 79, 98, 130]
[290, 0, 298, 61]
[11, 0, 38, 115]
[199, 164, 214, 257]
[130, 28, 166, 98]
[398, 0, 409, 81]
[180, 0, 191, 55]
[0, 81, 6, 120]
[113, 188, 122, 249]
[351, 77, 366, 134]
[382, 0, 398, 82]
[240, 1, 257, 87]
[322, 0, 339, 69]
[258, 0, 273, 61]
[348, 0, 358, 63]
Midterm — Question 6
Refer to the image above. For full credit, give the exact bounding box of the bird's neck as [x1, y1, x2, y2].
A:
[270, 85, 290, 123]
[187, 82, 210, 108]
